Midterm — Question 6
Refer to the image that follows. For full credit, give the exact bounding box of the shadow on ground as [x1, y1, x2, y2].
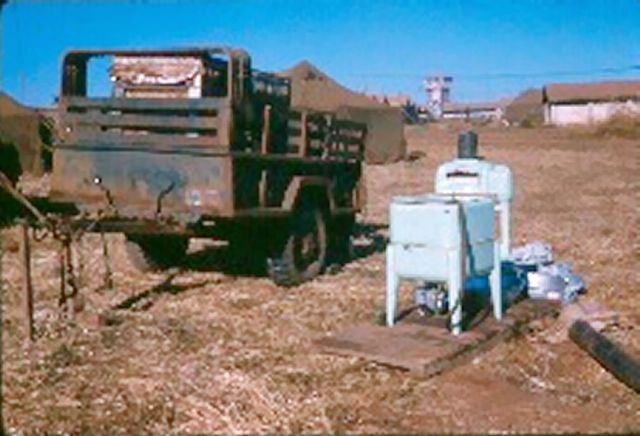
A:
[109, 221, 389, 313]
[182, 221, 389, 277]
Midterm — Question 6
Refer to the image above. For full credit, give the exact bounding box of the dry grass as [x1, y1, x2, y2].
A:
[2, 124, 639, 433]
[589, 113, 640, 139]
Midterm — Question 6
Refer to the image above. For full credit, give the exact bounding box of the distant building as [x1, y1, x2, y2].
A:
[367, 93, 412, 108]
[441, 98, 511, 121]
[367, 93, 421, 124]
[543, 80, 640, 126]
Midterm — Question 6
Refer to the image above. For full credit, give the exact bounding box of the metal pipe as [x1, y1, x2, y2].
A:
[385, 244, 397, 326]
[20, 222, 34, 341]
[569, 320, 640, 393]
[0, 172, 49, 225]
[457, 131, 478, 159]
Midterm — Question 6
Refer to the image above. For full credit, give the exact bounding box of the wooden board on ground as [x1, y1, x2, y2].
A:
[315, 299, 560, 378]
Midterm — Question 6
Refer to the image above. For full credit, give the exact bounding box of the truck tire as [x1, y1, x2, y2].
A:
[125, 235, 188, 272]
[267, 205, 327, 286]
[329, 215, 355, 265]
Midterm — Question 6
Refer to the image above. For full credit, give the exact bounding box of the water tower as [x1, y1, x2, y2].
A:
[424, 75, 452, 119]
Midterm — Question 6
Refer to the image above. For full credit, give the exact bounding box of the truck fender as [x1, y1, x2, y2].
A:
[281, 176, 335, 213]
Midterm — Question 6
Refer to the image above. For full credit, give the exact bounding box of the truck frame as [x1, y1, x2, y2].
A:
[49, 47, 366, 285]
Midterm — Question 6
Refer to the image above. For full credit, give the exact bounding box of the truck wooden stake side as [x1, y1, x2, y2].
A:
[50, 47, 366, 285]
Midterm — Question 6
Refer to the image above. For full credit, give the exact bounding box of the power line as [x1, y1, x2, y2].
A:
[456, 65, 640, 80]
[346, 65, 640, 81]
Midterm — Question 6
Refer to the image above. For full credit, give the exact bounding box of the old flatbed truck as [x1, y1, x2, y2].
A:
[50, 47, 366, 286]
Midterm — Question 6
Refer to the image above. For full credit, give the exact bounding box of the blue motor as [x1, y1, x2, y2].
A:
[415, 261, 527, 316]
[464, 261, 528, 308]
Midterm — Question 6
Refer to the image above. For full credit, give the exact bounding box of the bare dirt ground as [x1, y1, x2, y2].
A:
[2, 124, 639, 433]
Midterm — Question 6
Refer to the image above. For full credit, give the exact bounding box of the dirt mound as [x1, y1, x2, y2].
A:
[279, 61, 383, 111]
[505, 88, 544, 127]
[279, 61, 406, 164]
[0, 92, 50, 176]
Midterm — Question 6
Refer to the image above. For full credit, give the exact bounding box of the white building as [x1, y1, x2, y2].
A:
[543, 80, 640, 126]
[441, 99, 512, 121]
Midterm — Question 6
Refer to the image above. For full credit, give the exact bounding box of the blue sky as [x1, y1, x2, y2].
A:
[2, 0, 639, 107]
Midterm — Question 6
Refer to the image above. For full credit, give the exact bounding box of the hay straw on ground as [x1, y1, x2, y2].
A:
[2, 124, 639, 433]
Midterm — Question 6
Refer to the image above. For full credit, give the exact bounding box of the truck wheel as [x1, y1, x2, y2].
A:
[329, 215, 355, 265]
[125, 235, 188, 272]
[267, 205, 327, 286]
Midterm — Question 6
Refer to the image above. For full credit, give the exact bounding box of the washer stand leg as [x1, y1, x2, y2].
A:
[490, 242, 503, 320]
[499, 202, 511, 260]
[386, 245, 398, 327]
[448, 249, 463, 335]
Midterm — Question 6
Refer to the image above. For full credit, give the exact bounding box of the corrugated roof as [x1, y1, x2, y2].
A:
[544, 80, 640, 104]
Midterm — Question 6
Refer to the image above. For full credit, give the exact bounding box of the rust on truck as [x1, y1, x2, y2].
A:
[50, 46, 366, 285]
